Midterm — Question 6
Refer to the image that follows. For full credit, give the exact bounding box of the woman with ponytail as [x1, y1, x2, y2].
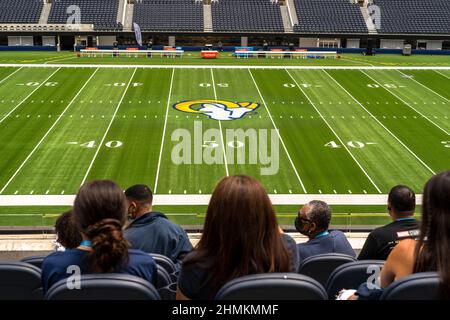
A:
[42, 180, 157, 293]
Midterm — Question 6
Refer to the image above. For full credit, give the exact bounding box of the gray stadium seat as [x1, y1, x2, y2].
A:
[0, 261, 43, 300]
[44, 273, 160, 300]
[150, 253, 177, 275]
[380, 272, 441, 300]
[298, 253, 357, 287]
[325, 260, 385, 299]
[21, 254, 46, 269]
[0, 0, 43, 24]
[155, 264, 172, 290]
[215, 273, 328, 300]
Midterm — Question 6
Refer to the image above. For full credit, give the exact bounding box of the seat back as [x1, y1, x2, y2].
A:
[0, 261, 43, 300]
[150, 253, 177, 274]
[155, 264, 172, 289]
[380, 272, 441, 300]
[298, 253, 357, 287]
[326, 260, 385, 299]
[215, 273, 327, 300]
[44, 273, 160, 300]
[21, 255, 47, 269]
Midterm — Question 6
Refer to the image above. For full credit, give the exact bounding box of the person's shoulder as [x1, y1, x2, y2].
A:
[128, 249, 154, 261]
[329, 230, 349, 239]
[389, 239, 417, 260]
[42, 249, 85, 270]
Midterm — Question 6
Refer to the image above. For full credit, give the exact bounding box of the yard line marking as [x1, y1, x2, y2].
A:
[285, 69, 382, 193]
[44, 55, 77, 64]
[0, 68, 100, 194]
[325, 70, 436, 175]
[433, 70, 450, 80]
[0, 68, 61, 125]
[397, 70, 450, 103]
[210, 68, 229, 177]
[248, 69, 307, 193]
[360, 70, 449, 136]
[154, 68, 175, 194]
[80, 68, 138, 186]
[0, 67, 23, 85]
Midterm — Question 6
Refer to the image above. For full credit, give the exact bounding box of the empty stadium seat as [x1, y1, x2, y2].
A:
[298, 253, 357, 287]
[215, 273, 328, 300]
[380, 272, 441, 300]
[0, 261, 43, 300]
[212, 0, 284, 32]
[293, 0, 368, 34]
[44, 273, 161, 300]
[150, 253, 177, 275]
[325, 260, 385, 299]
[21, 254, 46, 269]
[133, 0, 203, 32]
[155, 264, 172, 290]
[0, 0, 43, 24]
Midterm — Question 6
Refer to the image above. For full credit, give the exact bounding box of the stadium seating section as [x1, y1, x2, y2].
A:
[374, 0, 450, 34]
[293, 0, 368, 33]
[0, 0, 43, 24]
[212, 0, 284, 32]
[133, 0, 204, 32]
[48, 0, 122, 31]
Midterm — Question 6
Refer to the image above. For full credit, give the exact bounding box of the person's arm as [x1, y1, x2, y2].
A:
[176, 287, 190, 300]
[380, 239, 416, 288]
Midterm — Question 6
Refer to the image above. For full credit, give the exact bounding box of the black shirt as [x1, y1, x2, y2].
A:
[178, 234, 298, 300]
[358, 219, 420, 261]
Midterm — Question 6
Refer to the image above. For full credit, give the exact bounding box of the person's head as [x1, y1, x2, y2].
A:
[295, 200, 331, 239]
[54, 210, 82, 249]
[73, 180, 129, 273]
[414, 171, 450, 298]
[124, 184, 153, 220]
[188, 175, 291, 298]
[387, 185, 416, 219]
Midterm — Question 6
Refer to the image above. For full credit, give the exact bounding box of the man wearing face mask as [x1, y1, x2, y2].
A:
[295, 200, 355, 264]
[124, 184, 193, 268]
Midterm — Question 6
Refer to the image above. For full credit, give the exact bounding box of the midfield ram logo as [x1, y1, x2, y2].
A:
[173, 99, 259, 121]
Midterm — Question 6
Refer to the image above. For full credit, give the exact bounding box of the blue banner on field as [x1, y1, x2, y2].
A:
[133, 23, 143, 46]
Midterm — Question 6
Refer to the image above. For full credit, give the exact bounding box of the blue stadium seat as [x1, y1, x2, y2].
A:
[150, 253, 177, 275]
[44, 273, 161, 300]
[215, 273, 328, 300]
[0, 261, 43, 300]
[21, 254, 46, 269]
[325, 260, 385, 299]
[380, 272, 441, 300]
[298, 253, 357, 287]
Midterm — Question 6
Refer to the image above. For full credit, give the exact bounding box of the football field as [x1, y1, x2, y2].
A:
[0, 63, 449, 227]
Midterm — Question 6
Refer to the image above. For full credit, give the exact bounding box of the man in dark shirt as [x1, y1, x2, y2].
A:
[358, 185, 420, 261]
[295, 200, 356, 264]
[124, 185, 193, 266]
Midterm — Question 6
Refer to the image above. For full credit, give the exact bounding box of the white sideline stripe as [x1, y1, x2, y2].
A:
[1, 63, 450, 70]
[0, 194, 423, 206]
[248, 69, 308, 193]
[285, 69, 382, 194]
[154, 68, 175, 193]
[210, 68, 229, 176]
[80, 68, 138, 185]
[0, 66, 22, 85]
[360, 70, 449, 136]
[0, 67, 60, 125]
[397, 70, 450, 104]
[327, 70, 436, 175]
[434, 70, 450, 80]
[0, 68, 100, 194]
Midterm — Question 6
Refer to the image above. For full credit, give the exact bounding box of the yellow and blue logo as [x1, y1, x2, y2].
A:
[173, 99, 259, 121]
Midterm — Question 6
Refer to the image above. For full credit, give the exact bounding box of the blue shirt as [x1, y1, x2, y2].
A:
[297, 230, 356, 263]
[41, 248, 157, 293]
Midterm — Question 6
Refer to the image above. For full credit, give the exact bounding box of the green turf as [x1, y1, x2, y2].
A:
[0, 54, 448, 228]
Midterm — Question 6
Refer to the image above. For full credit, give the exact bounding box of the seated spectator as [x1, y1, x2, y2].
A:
[295, 200, 355, 263]
[340, 171, 450, 300]
[176, 175, 296, 300]
[380, 171, 450, 298]
[41, 180, 157, 293]
[358, 185, 420, 260]
[54, 210, 82, 251]
[124, 184, 192, 266]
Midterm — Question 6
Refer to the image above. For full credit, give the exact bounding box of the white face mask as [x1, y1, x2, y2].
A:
[53, 239, 66, 252]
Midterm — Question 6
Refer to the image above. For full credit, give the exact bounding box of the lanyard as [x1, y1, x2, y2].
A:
[315, 231, 330, 239]
[79, 240, 92, 247]
[396, 218, 416, 222]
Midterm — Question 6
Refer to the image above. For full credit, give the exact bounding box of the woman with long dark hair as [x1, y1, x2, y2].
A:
[380, 170, 450, 298]
[42, 180, 157, 293]
[176, 175, 297, 300]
